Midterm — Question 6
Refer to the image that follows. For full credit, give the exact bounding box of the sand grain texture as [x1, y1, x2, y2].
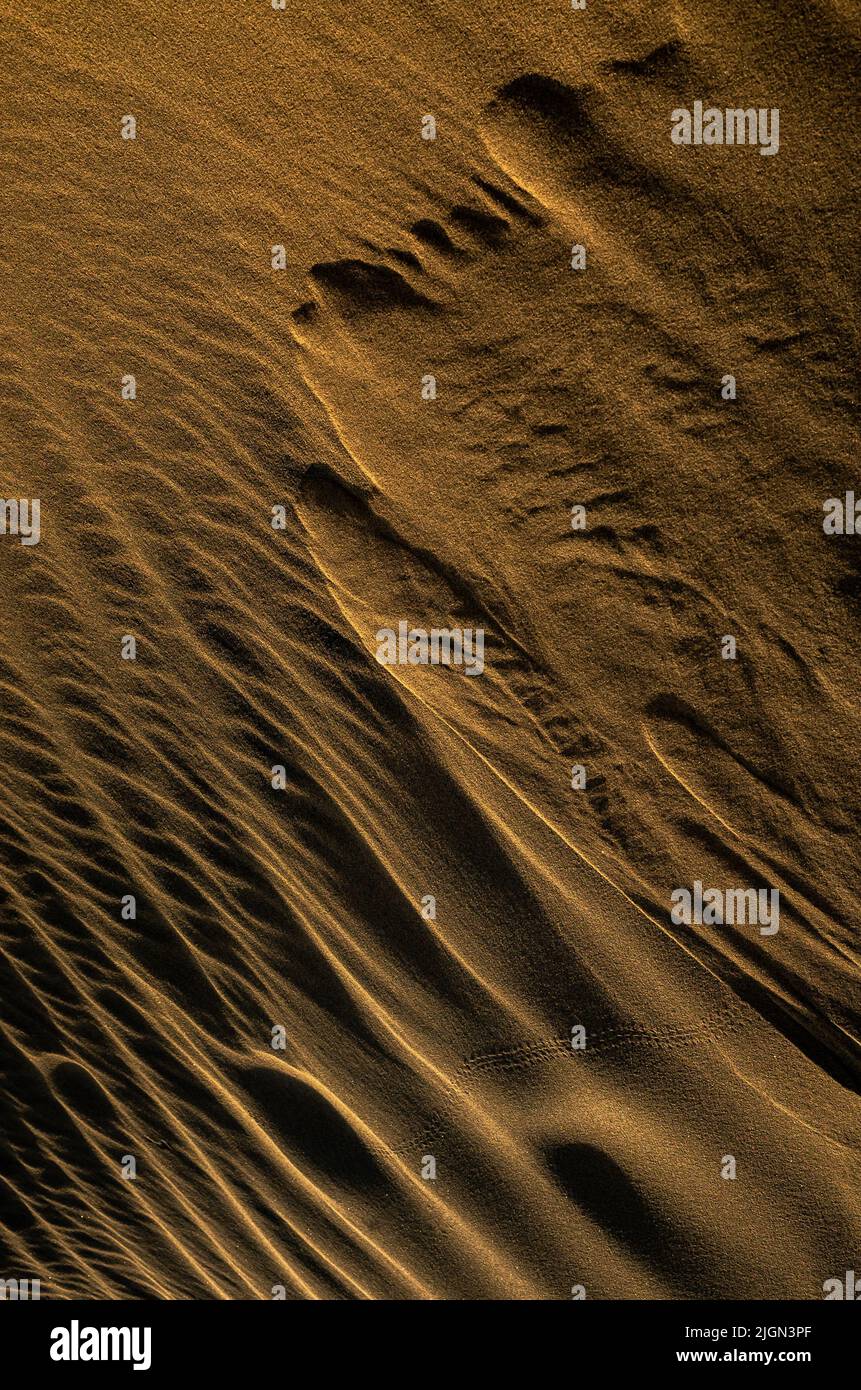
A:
[1, 0, 859, 1299]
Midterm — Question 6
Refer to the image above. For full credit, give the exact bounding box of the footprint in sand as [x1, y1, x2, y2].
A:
[291, 53, 861, 1084]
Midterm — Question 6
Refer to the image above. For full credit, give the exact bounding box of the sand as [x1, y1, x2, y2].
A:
[0, 0, 859, 1299]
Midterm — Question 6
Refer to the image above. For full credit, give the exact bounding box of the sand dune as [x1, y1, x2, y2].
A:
[1, 0, 859, 1298]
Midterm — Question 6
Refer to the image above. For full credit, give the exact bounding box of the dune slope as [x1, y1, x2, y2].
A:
[1, 0, 859, 1298]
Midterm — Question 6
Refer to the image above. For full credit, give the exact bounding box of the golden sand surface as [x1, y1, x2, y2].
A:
[0, 0, 859, 1298]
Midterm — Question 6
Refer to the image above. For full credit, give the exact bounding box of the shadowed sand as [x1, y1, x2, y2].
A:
[0, 0, 859, 1298]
